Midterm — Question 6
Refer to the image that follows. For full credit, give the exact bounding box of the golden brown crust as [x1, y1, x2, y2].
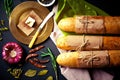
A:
[103, 36, 120, 50]
[105, 16, 120, 34]
[57, 35, 120, 51]
[56, 52, 80, 68]
[109, 50, 120, 66]
[56, 36, 76, 50]
[56, 35, 101, 51]
[58, 16, 120, 34]
[58, 17, 75, 32]
[57, 50, 120, 68]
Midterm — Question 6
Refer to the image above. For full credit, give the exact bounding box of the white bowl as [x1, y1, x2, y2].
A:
[37, 0, 55, 7]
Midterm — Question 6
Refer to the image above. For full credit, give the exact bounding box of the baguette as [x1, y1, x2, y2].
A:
[58, 16, 120, 34]
[56, 50, 120, 68]
[56, 35, 120, 50]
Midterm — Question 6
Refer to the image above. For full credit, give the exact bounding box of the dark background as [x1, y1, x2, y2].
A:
[86, 0, 120, 16]
[0, 0, 66, 80]
[0, 0, 120, 80]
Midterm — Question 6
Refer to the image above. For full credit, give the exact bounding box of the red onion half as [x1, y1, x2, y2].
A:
[2, 42, 23, 64]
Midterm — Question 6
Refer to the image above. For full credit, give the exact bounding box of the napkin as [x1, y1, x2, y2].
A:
[60, 67, 113, 80]
[92, 69, 113, 80]
[61, 67, 91, 80]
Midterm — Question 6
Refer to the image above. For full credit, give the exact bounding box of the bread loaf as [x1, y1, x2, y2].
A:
[58, 16, 120, 34]
[56, 50, 120, 68]
[56, 35, 120, 50]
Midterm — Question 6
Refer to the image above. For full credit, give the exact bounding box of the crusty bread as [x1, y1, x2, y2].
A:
[58, 17, 75, 32]
[103, 36, 120, 50]
[56, 50, 120, 68]
[109, 50, 120, 66]
[56, 35, 120, 50]
[56, 52, 80, 68]
[58, 16, 120, 34]
[105, 16, 120, 34]
[56, 36, 77, 50]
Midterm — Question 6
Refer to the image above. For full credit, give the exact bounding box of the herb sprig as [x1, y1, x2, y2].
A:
[4, 0, 14, 18]
[41, 48, 58, 80]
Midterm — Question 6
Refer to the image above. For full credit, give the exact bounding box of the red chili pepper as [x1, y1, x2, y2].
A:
[29, 45, 44, 53]
[33, 58, 49, 63]
[29, 59, 46, 68]
[25, 53, 38, 61]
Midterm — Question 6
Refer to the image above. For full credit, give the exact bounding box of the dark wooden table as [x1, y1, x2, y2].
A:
[0, 0, 66, 80]
[0, 0, 120, 80]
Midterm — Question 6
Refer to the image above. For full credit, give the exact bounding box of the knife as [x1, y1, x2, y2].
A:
[28, 11, 54, 48]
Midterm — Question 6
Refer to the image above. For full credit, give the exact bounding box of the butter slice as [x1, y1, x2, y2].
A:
[25, 16, 35, 27]
[17, 10, 42, 36]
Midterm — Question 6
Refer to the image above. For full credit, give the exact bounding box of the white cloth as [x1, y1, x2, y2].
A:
[61, 67, 91, 80]
[92, 70, 113, 80]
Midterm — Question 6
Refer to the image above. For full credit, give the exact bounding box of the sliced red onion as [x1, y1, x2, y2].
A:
[2, 42, 23, 64]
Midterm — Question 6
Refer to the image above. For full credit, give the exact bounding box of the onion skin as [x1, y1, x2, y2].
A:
[2, 42, 23, 64]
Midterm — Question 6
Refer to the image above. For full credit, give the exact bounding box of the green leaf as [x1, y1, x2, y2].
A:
[41, 51, 50, 57]
[67, 0, 85, 14]
[55, 0, 109, 23]
[4, 0, 14, 18]
[40, 48, 58, 80]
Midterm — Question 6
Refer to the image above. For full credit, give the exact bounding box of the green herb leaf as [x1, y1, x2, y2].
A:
[41, 51, 50, 57]
[4, 0, 14, 18]
[41, 48, 58, 80]
[55, 0, 109, 23]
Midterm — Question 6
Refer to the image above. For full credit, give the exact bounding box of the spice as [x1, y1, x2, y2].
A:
[24, 69, 37, 77]
[41, 48, 58, 80]
[33, 58, 49, 63]
[29, 59, 46, 68]
[40, 0, 53, 4]
[0, 20, 9, 41]
[25, 53, 38, 61]
[38, 69, 48, 76]
[0, 20, 5, 26]
[7, 68, 23, 78]
[46, 76, 53, 80]
[0, 32, 2, 40]
[26, 53, 48, 68]
[29, 45, 44, 53]
[0, 27, 8, 31]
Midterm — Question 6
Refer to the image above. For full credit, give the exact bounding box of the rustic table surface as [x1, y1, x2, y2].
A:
[0, 0, 120, 80]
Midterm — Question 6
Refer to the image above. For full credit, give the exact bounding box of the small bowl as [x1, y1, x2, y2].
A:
[37, 0, 55, 7]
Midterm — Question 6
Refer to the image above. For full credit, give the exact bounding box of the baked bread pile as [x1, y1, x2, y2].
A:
[56, 16, 120, 68]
